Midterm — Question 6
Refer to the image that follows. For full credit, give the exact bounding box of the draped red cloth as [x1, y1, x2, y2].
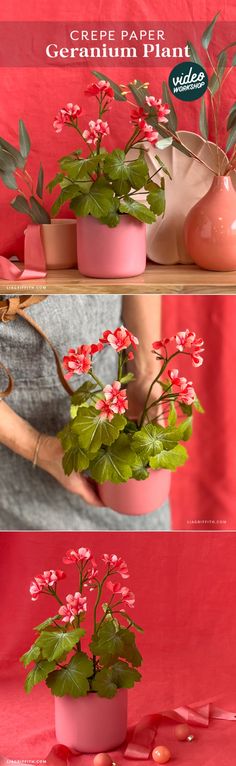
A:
[0, 532, 236, 761]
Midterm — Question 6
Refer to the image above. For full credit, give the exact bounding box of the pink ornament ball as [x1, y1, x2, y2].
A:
[175, 723, 191, 741]
[93, 754, 113, 766]
[152, 745, 171, 763]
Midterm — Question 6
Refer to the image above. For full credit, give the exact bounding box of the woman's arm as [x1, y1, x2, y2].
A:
[0, 400, 102, 505]
[122, 295, 162, 420]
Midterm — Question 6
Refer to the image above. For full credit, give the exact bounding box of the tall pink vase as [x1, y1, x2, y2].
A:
[184, 176, 236, 271]
[77, 215, 146, 278]
[54, 689, 128, 753]
[98, 470, 171, 516]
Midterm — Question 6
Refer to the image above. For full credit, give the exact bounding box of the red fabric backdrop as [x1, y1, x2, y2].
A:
[1, 531, 236, 762]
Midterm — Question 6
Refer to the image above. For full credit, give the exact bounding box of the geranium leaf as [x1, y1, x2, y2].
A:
[62, 445, 90, 475]
[34, 615, 61, 632]
[90, 433, 137, 483]
[25, 660, 56, 692]
[72, 406, 126, 453]
[70, 179, 114, 219]
[90, 621, 124, 657]
[119, 197, 156, 223]
[111, 660, 141, 688]
[71, 382, 97, 406]
[46, 652, 93, 697]
[37, 627, 85, 662]
[146, 184, 165, 215]
[92, 667, 117, 698]
[20, 643, 41, 667]
[149, 444, 188, 470]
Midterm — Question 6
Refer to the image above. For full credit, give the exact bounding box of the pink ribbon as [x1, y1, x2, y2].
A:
[0, 225, 47, 280]
[1, 703, 236, 764]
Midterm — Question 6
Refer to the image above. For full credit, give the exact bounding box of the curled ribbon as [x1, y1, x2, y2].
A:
[1, 703, 236, 765]
[0, 225, 47, 280]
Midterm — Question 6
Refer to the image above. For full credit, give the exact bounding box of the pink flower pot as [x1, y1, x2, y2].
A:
[41, 220, 77, 269]
[184, 176, 236, 271]
[77, 215, 146, 278]
[54, 689, 128, 753]
[98, 469, 171, 516]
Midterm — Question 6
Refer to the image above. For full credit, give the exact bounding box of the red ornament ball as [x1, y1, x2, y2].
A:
[93, 754, 113, 766]
[152, 745, 171, 763]
[175, 723, 191, 741]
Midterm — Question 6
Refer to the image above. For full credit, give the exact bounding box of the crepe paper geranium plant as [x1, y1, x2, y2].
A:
[0, 120, 50, 223]
[20, 548, 142, 699]
[47, 78, 172, 227]
[94, 9, 236, 178]
[58, 326, 204, 484]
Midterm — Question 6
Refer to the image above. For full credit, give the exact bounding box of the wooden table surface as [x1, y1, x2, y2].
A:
[1, 262, 236, 295]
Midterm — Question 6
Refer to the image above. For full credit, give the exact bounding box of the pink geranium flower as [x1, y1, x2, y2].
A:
[145, 95, 162, 108]
[63, 547, 92, 565]
[95, 398, 115, 422]
[63, 347, 91, 379]
[142, 123, 159, 145]
[99, 326, 139, 353]
[106, 580, 135, 608]
[85, 80, 114, 100]
[102, 554, 129, 579]
[103, 381, 128, 415]
[168, 369, 196, 405]
[175, 330, 205, 367]
[59, 592, 87, 624]
[152, 337, 170, 353]
[130, 106, 148, 127]
[53, 104, 82, 133]
[83, 119, 110, 145]
[157, 103, 170, 123]
[29, 569, 65, 601]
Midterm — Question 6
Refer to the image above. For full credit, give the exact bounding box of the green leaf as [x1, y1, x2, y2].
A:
[199, 98, 208, 140]
[90, 622, 124, 658]
[62, 445, 90, 475]
[186, 41, 203, 66]
[119, 197, 156, 223]
[92, 71, 127, 101]
[168, 402, 177, 426]
[72, 406, 126, 453]
[128, 80, 149, 108]
[111, 660, 141, 689]
[20, 643, 41, 667]
[156, 138, 173, 150]
[71, 381, 97, 407]
[37, 627, 85, 662]
[70, 179, 114, 219]
[146, 184, 165, 215]
[120, 372, 135, 384]
[193, 397, 205, 414]
[0, 136, 25, 168]
[104, 149, 148, 191]
[36, 164, 44, 199]
[19, 119, 31, 158]
[92, 667, 117, 698]
[30, 196, 51, 224]
[25, 660, 56, 692]
[201, 12, 220, 50]
[1, 172, 18, 190]
[227, 103, 236, 131]
[226, 123, 236, 153]
[127, 153, 149, 191]
[51, 184, 82, 217]
[112, 178, 132, 197]
[208, 51, 227, 96]
[104, 149, 129, 182]
[90, 433, 137, 484]
[47, 173, 64, 194]
[60, 154, 100, 181]
[149, 444, 188, 470]
[99, 210, 120, 227]
[11, 194, 34, 217]
[0, 149, 16, 173]
[131, 423, 181, 463]
[34, 615, 60, 632]
[162, 83, 177, 132]
[131, 463, 149, 481]
[154, 154, 172, 180]
[46, 652, 93, 697]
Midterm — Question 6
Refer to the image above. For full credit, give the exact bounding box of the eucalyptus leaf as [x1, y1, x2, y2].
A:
[11, 194, 34, 217]
[162, 82, 177, 132]
[92, 70, 127, 101]
[201, 12, 220, 50]
[199, 98, 208, 140]
[36, 164, 44, 198]
[1, 172, 18, 190]
[0, 149, 16, 173]
[19, 119, 31, 158]
[30, 196, 51, 224]
[226, 124, 236, 153]
[186, 41, 203, 66]
[0, 136, 25, 168]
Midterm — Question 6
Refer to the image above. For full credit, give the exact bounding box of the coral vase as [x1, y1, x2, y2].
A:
[77, 215, 146, 278]
[98, 470, 171, 516]
[54, 689, 128, 753]
[41, 220, 77, 269]
[184, 176, 236, 271]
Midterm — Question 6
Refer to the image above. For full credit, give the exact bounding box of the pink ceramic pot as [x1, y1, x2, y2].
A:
[184, 176, 236, 271]
[41, 220, 77, 269]
[98, 469, 171, 516]
[54, 689, 128, 753]
[77, 215, 146, 278]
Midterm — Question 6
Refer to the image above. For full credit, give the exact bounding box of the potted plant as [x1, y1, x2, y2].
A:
[21, 547, 142, 753]
[0, 120, 77, 269]
[48, 82, 170, 278]
[95, 14, 236, 272]
[58, 325, 204, 515]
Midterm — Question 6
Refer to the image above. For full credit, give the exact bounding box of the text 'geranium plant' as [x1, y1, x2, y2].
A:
[59, 327, 204, 484]
[48, 77, 172, 225]
[21, 548, 142, 699]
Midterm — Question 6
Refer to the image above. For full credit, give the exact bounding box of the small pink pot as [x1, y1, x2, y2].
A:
[77, 215, 146, 278]
[54, 689, 128, 753]
[98, 469, 171, 516]
[184, 176, 236, 271]
[41, 220, 77, 269]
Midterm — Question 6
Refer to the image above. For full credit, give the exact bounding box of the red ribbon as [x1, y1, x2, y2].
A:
[0, 225, 46, 280]
[1, 703, 236, 764]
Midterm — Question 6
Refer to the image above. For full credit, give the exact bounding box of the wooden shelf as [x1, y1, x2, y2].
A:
[1, 262, 236, 295]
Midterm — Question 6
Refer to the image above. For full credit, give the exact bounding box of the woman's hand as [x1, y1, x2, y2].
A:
[37, 434, 102, 506]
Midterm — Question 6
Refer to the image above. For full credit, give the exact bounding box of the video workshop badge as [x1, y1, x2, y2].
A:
[168, 61, 208, 101]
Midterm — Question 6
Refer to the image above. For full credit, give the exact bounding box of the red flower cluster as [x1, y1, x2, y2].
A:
[106, 580, 135, 608]
[99, 326, 139, 353]
[168, 369, 196, 405]
[82, 119, 110, 145]
[63, 342, 103, 380]
[84, 80, 114, 100]
[152, 330, 205, 368]
[53, 103, 82, 133]
[59, 592, 87, 623]
[102, 553, 129, 579]
[29, 569, 65, 601]
[95, 380, 128, 421]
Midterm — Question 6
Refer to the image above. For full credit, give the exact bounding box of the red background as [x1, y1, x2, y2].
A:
[1, 531, 236, 762]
